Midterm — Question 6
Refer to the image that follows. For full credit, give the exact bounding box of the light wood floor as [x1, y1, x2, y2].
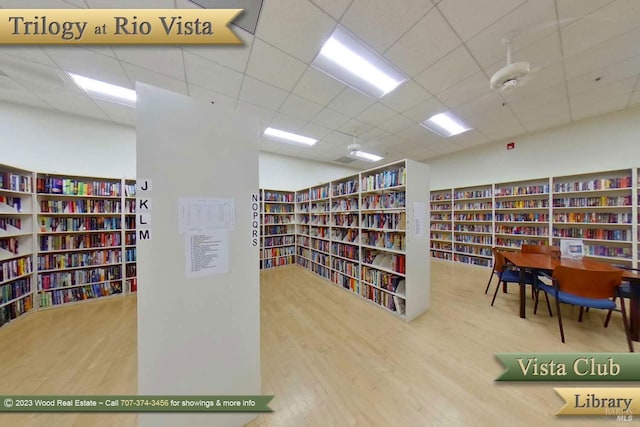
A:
[0, 261, 633, 426]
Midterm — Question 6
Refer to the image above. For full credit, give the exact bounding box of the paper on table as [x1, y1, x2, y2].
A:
[413, 202, 426, 237]
[178, 197, 235, 234]
[185, 230, 229, 278]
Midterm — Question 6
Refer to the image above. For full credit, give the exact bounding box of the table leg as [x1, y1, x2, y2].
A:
[519, 268, 526, 319]
[630, 282, 640, 342]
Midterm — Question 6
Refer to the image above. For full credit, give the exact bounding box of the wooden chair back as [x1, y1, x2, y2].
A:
[552, 266, 622, 299]
[491, 247, 506, 273]
[522, 244, 561, 258]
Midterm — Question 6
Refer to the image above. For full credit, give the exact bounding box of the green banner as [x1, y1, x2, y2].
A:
[496, 353, 640, 381]
[0, 395, 273, 412]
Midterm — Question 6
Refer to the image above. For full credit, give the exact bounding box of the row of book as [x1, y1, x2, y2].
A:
[310, 226, 329, 239]
[39, 282, 123, 307]
[361, 167, 406, 191]
[37, 178, 121, 196]
[431, 214, 452, 221]
[125, 199, 136, 214]
[309, 186, 329, 200]
[495, 200, 549, 209]
[127, 278, 137, 292]
[583, 245, 632, 258]
[0, 295, 32, 326]
[332, 228, 359, 243]
[39, 233, 122, 252]
[331, 258, 359, 279]
[331, 242, 358, 260]
[0, 196, 22, 212]
[333, 213, 358, 227]
[361, 231, 405, 251]
[1, 256, 31, 283]
[310, 262, 330, 280]
[359, 284, 404, 315]
[331, 271, 358, 291]
[124, 184, 136, 197]
[309, 215, 329, 226]
[125, 232, 136, 246]
[125, 248, 136, 263]
[361, 267, 405, 295]
[494, 213, 548, 222]
[495, 185, 550, 196]
[262, 191, 294, 203]
[0, 173, 32, 193]
[0, 217, 22, 233]
[0, 237, 20, 255]
[261, 246, 295, 259]
[263, 235, 295, 247]
[263, 204, 294, 213]
[454, 189, 491, 199]
[431, 223, 452, 231]
[332, 198, 358, 212]
[310, 238, 330, 253]
[454, 235, 492, 245]
[454, 245, 492, 257]
[37, 249, 122, 271]
[264, 225, 294, 236]
[309, 202, 330, 213]
[39, 216, 121, 233]
[332, 180, 358, 196]
[38, 265, 122, 289]
[261, 256, 295, 269]
[431, 233, 451, 241]
[361, 192, 406, 210]
[553, 196, 632, 207]
[263, 215, 294, 225]
[494, 238, 546, 249]
[125, 217, 136, 229]
[454, 254, 491, 267]
[553, 229, 630, 241]
[40, 199, 122, 214]
[431, 251, 453, 260]
[431, 203, 452, 211]
[553, 213, 632, 223]
[495, 226, 548, 236]
[0, 278, 30, 305]
[431, 192, 452, 201]
[454, 202, 493, 210]
[296, 192, 310, 202]
[310, 250, 329, 266]
[362, 250, 405, 275]
[361, 212, 405, 230]
[296, 247, 310, 259]
[554, 176, 632, 192]
[126, 264, 136, 278]
[454, 224, 491, 233]
[455, 213, 493, 221]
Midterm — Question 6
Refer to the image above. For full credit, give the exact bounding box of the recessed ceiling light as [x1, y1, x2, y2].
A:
[351, 150, 383, 162]
[311, 26, 407, 98]
[67, 72, 136, 107]
[421, 112, 471, 137]
[263, 127, 317, 146]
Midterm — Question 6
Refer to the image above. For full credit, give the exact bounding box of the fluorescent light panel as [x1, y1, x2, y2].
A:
[421, 112, 471, 137]
[312, 26, 407, 98]
[67, 72, 136, 107]
[264, 127, 317, 146]
[351, 150, 383, 162]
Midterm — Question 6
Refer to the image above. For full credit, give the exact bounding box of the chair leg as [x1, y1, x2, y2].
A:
[578, 307, 584, 322]
[491, 280, 502, 306]
[555, 297, 565, 343]
[534, 288, 539, 314]
[545, 292, 552, 317]
[619, 297, 634, 353]
[604, 297, 616, 328]
[484, 270, 495, 294]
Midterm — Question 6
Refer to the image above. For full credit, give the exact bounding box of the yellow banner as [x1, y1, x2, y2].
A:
[0, 9, 243, 44]
[555, 387, 639, 416]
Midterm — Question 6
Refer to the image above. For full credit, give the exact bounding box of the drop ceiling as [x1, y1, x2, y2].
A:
[0, 0, 639, 170]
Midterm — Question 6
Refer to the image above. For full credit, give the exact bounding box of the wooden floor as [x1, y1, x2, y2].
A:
[0, 261, 632, 426]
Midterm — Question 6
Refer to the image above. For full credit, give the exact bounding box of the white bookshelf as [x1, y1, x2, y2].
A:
[260, 189, 296, 270]
[430, 189, 453, 261]
[124, 179, 137, 293]
[452, 184, 493, 267]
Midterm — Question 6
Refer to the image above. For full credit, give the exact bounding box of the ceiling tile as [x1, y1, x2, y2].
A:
[399, 124, 439, 144]
[378, 114, 415, 133]
[570, 77, 637, 120]
[563, 27, 640, 80]
[255, 0, 335, 63]
[269, 112, 308, 132]
[403, 97, 447, 122]
[292, 67, 345, 105]
[438, 71, 493, 108]
[359, 127, 391, 143]
[93, 99, 136, 126]
[113, 46, 185, 80]
[465, 0, 558, 69]
[414, 46, 480, 97]
[322, 131, 352, 146]
[630, 90, 640, 106]
[184, 27, 254, 73]
[310, 0, 352, 20]
[0, 0, 76, 6]
[84, 0, 174, 7]
[238, 76, 288, 110]
[0, 87, 52, 110]
[0, 54, 72, 93]
[521, 113, 571, 133]
[384, 8, 462, 76]
[62, 0, 88, 6]
[235, 100, 277, 122]
[327, 87, 375, 116]
[470, 106, 527, 140]
[379, 133, 411, 148]
[338, 118, 373, 136]
[122, 63, 188, 96]
[85, 46, 117, 58]
[187, 84, 238, 110]
[567, 55, 640, 96]
[245, 39, 307, 91]
[561, 0, 640, 58]
[356, 103, 396, 126]
[449, 129, 490, 147]
[312, 107, 351, 129]
[557, 0, 616, 26]
[492, 63, 565, 105]
[183, 51, 244, 98]
[380, 79, 431, 113]
[437, 0, 526, 41]
[456, 92, 505, 121]
[38, 88, 110, 121]
[507, 84, 570, 119]
[340, 0, 433, 52]
[45, 47, 132, 88]
[279, 94, 324, 121]
[0, 47, 58, 67]
[298, 121, 334, 140]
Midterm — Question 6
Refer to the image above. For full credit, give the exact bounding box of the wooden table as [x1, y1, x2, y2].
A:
[500, 252, 640, 341]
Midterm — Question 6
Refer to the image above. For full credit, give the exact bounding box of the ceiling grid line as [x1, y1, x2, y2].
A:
[553, 0, 573, 123]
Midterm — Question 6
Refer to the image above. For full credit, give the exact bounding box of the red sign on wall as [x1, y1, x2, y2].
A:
[507, 141, 515, 150]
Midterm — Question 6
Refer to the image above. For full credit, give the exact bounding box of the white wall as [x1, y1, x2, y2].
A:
[429, 106, 640, 190]
[0, 101, 358, 187]
[259, 151, 359, 190]
[0, 101, 136, 178]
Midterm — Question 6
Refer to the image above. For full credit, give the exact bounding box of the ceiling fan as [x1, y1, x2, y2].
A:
[489, 31, 532, 91]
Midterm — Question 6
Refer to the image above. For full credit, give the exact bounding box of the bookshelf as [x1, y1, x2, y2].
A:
[430, 189, 453, 261]
[552, 170, 633, 265]
[36, 173, 125, 308]
[295, 189, 310, 270]
[295, 159, 430, 321]
[494, 178, 551, 250]
[260, 189, 296, 269]
[124, 179, 137, 293]
[452, 184, 493, 267]
[0, 165, 35, 327]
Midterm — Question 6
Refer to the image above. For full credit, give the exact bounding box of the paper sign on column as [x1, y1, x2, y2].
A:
[185, 230, 229, 278]
[178, 197, 235, 233]
[413, 202, 426, 237]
